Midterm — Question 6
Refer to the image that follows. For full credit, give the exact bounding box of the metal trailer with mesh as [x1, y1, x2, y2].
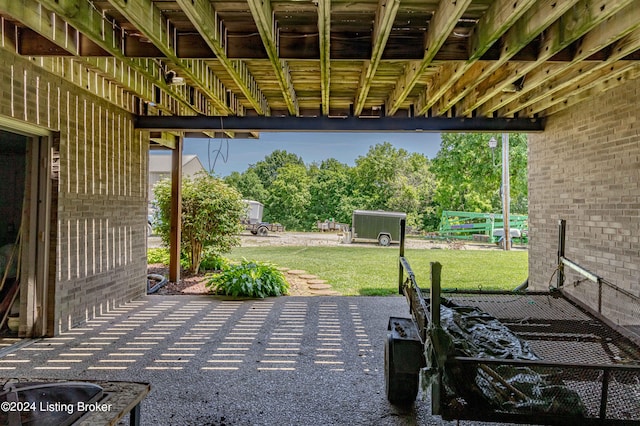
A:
[385, 219, 640, 425]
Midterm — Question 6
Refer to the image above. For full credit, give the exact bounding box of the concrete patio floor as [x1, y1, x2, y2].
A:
[0, 295, 503, 425]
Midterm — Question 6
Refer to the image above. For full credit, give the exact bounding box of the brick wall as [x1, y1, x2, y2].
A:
[528, 78, 640, 327]
[0, 47, 149, 334]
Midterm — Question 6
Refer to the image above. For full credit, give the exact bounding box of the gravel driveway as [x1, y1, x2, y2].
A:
[235, 231, 502, 250]
[148, 231, 509, 250]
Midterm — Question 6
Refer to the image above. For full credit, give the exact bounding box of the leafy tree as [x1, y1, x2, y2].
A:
[224, 169, 268, 202]
[307, 158, 354, 225]
[431, 133, 528, 220]
[153, 173, 245, 274]
[353, 142, 403, 210]
[386, 152, 436, 230]
[251, 150, 304, 187]
[352, 143, 436, 230]
[264, 163, 311, 230]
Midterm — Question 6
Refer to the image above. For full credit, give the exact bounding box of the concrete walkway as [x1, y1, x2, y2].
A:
[0, 295, 487, 425]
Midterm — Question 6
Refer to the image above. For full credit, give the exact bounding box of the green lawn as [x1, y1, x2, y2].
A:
[226, 246, 528, 296]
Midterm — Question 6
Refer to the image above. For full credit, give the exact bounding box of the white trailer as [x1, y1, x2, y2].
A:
[241, 200, 284, 236]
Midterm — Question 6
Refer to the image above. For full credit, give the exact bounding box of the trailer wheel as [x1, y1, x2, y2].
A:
[385, 334, 419, 405]
[250, 230, 258, 235]
[378, 234, 391, 246]
[257, 226, 269, 237]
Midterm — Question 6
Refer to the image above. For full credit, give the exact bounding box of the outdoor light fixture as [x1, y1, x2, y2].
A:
[488, 136, 497, 166]
[488, 136, 497, 149]
[165, 70, 185, 85]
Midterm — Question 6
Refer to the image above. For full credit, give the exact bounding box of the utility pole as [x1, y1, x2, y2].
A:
[502, 133, 511, 251]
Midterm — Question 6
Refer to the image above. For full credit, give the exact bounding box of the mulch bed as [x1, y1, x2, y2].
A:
[147, 264, 311, 296]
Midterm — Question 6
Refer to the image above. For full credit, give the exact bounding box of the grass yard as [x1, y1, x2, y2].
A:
[226, 246, 528, 296]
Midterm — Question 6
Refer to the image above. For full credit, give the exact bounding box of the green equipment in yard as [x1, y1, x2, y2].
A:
[438, 210, 528, 243]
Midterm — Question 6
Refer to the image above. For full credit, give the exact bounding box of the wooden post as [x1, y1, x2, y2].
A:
[169, 137, 183, 283]
[430, 262, 441, 327]
[430, 261, 442, 415]
[398, 219, 406, 294]
[557, 219, 566, 288]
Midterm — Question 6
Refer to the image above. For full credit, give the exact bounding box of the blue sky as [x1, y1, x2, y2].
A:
[181, 132, 443, 177]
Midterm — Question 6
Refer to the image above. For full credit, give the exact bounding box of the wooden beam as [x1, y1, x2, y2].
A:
[2, 0, 78, 55]
[50, 0, 78, 16]
[525, 29, 640, 116]
[1, 2, 174, 115]
[415, 0, 537, 115]
[538, 62, 640, 117]
[106, 0, 235, 115]
[438, 0, 578, 117]
[18, 28, 74, 56]
[220, 32, 556, 62]
[175, 0, 269, 116]
[246, 0, 299, 116]
[461, 0, 634, 116]
[354, 0, 400, 116]
[318, 0, 331, 116]
[169, 137, 183, 284]
[149, 132, 178, 149]
[78, 35, 110, 57]
[123, 35, 164, 58]
[495, 3, 640, 116]
[386, 0, 472, 115]
[35, 0, 205, 115]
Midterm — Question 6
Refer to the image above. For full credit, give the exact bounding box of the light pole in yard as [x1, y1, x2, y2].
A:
[489, 135, 511, 251]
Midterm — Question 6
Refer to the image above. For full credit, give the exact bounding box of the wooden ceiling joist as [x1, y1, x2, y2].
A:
[2, 0, 638, 128]
[1, 0, 77, 55]
[526, 29, 640, 116]
[317, 0, 331, 116]
[493, 2, 640, 117]
[246, 0, 299, 116]
[439, 0, 579, 118]
[462, 0, 635, 117]
[386, 0, 473, 116]
[415, 0, 537, 116]
[175, 0, 269, 115]
[354, 0, 400, 116]
[538, 60, 640, 117]
[106, 0, 236, 115]
[5, 2, 177, 115]
[34, 0, 204, 115]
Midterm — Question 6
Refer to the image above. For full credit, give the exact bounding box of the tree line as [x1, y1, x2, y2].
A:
[223, 134, 528, 232]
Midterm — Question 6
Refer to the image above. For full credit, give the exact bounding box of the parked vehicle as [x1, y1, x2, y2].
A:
[345, 210, 406, 246]
[241, 200, 284, 236]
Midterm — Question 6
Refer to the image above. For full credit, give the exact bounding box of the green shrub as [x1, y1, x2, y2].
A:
[200, 250, 229, 271]
[147, 248, 170, 264]
[153, 173, 245, 274]
[207, 259, 289, 298]
[147, 248, 189, 269]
